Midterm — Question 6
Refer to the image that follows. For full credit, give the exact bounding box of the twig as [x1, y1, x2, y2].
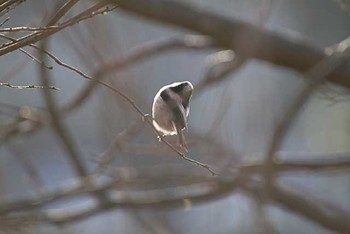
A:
[0, 0, 24, 16]
[0, 34, 53, 69]
[0, 26, 59, 32]
[46, 0, 80, 26]
[155, 131, 218, 176]
[0, 1, 112, 56]
[0, 82, 59, 90]
[0, 17, 9, 27]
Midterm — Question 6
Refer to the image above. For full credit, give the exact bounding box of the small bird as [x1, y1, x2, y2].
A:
[152, 81, 193, 151]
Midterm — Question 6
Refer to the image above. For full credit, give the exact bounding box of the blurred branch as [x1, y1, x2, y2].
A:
[195, 50, 245, 93]
[0, 17, 9, 27]
[46, 0, 80, 26]
[333, 0, 350, 14]
[0, 154, 348, 232]
[6, 143, 44, 193]
[0, 176, 239, 224]
[240, 155, 350, 173]
[0, 165, 349, 233]
[0, 34, 53, 69]
[196, 0, 273, 94]
[113, 0, 350, 89]
[0, 0, 24, 16]
[241, 181, 350, 233]
[264, 36, 350, 186]
[38, 41, 89, 179]
[93, 119, 145, 175]
[131, 211, 176, 234]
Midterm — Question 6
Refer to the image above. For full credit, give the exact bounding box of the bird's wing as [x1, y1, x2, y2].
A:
[172, 103, 187, 131]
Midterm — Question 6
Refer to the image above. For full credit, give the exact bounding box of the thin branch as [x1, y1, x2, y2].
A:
[46, 0, 80, 26]
[0, 1, 111, 56]
[0, 82, 59, 90]
[155, 130, 218, 176]
[18, 48, 53, 69]
[0, 17, 9, 27]
[0, 0, 24, 16]
[0, 34, 53, 69]
[0, 26, 59, 32]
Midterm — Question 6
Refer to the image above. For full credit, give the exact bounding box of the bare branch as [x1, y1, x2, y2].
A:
[0, 17, 9, 27]
[0, 1, 112, 56]
[0, 82, 59, 90]
[0, 26, 60, 33]
[46, 0, 80, 26]
[0, 34, 53, 69]
[0, 0, 25, 16]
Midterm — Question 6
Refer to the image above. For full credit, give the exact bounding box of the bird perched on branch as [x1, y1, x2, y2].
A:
[152, 81, 193, 151]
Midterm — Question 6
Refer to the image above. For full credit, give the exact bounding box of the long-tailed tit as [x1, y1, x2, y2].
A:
[152, 81, 193, 151]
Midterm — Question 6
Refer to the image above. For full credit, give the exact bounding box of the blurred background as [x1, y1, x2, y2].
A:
[0, 0, 349, 233]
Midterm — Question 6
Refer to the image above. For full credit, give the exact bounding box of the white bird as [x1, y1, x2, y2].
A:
[152, 81, 193, 151]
